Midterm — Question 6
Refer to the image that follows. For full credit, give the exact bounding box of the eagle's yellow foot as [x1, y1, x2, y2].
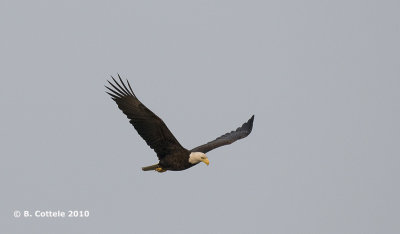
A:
[155, 167, 166, 173]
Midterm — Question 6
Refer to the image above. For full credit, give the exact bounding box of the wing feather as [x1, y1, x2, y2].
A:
[191, 115, 254, 153]
[106, 77, 185, 159]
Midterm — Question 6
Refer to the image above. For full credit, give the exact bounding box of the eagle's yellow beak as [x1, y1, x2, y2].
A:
[201, 158, 210, 166]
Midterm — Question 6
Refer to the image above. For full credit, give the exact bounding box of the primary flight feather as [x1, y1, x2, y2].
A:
[106, 75, 254, 172]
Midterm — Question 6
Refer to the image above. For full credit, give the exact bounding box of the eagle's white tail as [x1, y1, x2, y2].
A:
[142, 164, 159, 171]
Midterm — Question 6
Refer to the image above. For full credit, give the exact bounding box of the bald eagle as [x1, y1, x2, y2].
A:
[106, 75, 254, 172]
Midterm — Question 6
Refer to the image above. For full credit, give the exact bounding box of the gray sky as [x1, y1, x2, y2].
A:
[1, 0, 399, 233]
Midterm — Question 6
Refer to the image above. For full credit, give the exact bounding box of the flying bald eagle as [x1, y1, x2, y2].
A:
[106, 75, 254, 172]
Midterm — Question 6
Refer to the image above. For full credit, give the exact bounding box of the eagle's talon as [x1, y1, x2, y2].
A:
[155, 167, 166, 173]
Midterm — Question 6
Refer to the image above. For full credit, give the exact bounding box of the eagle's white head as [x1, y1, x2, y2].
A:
[188, 152, 209, 166]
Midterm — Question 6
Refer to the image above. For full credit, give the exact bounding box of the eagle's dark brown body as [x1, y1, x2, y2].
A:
[159, 149, 194, 171]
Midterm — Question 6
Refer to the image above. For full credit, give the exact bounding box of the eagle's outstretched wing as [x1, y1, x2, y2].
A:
[106, 75, 185, 159]
[191, 115, 254, 153]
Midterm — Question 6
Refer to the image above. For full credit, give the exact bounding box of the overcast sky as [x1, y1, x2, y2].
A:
[1, 1, 399, 233]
